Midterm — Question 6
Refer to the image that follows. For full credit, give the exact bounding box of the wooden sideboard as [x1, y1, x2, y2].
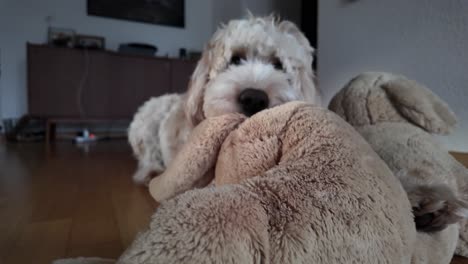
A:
[27, 43, 197, 119]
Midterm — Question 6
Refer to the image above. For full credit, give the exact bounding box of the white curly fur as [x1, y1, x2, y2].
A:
[128, 94, 190, 184]
[128, 15, 321, 184]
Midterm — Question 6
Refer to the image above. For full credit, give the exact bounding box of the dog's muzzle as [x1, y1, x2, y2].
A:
[238, 88, 269, 117]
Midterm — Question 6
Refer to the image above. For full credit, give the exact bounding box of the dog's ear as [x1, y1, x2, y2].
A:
[297, 62, 321, 106]
[278, 21, 321, 106]
[185, 44, 213, 126]
[278, 21, 312, 54]
[382, 78, 457, 135]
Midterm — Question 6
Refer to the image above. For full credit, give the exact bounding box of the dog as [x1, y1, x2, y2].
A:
[128, 15, 322, 184]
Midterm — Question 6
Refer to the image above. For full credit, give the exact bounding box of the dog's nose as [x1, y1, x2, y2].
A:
[238, 88, 269, 116]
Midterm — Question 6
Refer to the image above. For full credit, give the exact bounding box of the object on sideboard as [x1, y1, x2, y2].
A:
[3, 116, 46, 142]
[118, 43, 158, 57]
[179, 48, 187, 59]
[48, 27, 76, 48]
[180, 49, 202, 60]
[75, 34, 106, 50]
[188, 51, 202, 60]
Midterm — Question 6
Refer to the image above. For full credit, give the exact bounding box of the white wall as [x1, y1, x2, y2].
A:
[0, 47, 3, 124]
[212, 0, 243, 29]
[212, 0, 301, 31]
[318, 0, 468, 152]
[241, 0, 301, 25]
[0, 0, 4, 122]
[0, 0, 214, 120]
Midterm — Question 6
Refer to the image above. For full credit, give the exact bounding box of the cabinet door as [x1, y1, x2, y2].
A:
[28, 45, 174, 119]
[28, 45, 84, 117]
[84, 55, 172, 119]
[80, 51, 112, 119]
[170, 59, 197, 93]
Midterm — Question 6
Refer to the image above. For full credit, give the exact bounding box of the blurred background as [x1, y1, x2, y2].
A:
[0, 1, 467, 263]
[0, 0, 467, 150]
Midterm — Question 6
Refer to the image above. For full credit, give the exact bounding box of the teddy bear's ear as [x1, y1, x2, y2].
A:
[328, 73, 378, 127]
[382, 78, 457, 135]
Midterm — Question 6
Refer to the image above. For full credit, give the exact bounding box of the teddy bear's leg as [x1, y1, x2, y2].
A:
[149, 114, 245, 202]
[404, 183, 468, 232]
[119, 185, 269, 264]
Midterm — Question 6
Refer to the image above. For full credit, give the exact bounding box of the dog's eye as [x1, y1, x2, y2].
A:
[272, 58, 283, 71]
[230, 55, 243, 66]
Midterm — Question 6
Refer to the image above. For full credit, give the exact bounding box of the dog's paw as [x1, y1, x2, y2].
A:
[133, 167, 160, 186]
[409, 185, 468, 233]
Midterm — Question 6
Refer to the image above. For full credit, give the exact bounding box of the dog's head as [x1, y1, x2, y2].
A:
[185, 15, 321, 126]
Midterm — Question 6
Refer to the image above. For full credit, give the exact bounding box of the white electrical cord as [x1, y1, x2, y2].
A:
[77, 48, 90, 118]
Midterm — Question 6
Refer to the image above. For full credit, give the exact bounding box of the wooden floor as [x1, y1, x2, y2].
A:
[0, 140, 467, 264]
[451, 153, 468, 264]
[0, 141, 157, 264]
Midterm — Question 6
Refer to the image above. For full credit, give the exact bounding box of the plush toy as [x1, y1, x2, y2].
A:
[329, 72, 468, 263]
[118, 102, 417, 263]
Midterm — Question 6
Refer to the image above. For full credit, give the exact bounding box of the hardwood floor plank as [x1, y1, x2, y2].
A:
[111, 184, 156, 247]
[66, 150, 125, 258]
[0, 141, 155, 263]
[451, 152, 468, 264]
[28, 161, 80, 223]
[0, 143, 467, 263]
[452, 152, 468, 168]
[453, 255, 468, 264]
[0, 204, 30, 263]
[3, 219, 72, 264]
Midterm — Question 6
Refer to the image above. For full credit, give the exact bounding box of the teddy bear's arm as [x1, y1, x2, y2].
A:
[149, 114, 245, 202]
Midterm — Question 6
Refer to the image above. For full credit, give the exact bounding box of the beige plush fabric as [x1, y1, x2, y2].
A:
[329, 72, 468, 263]
[120, 102, 416, 263]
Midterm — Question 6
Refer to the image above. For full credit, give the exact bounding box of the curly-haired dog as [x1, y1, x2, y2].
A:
[128, 15, 321, 184]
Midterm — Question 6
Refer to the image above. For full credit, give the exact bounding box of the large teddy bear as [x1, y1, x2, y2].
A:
[117, 102, 417, 263]
[329, 72, 468, 263]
